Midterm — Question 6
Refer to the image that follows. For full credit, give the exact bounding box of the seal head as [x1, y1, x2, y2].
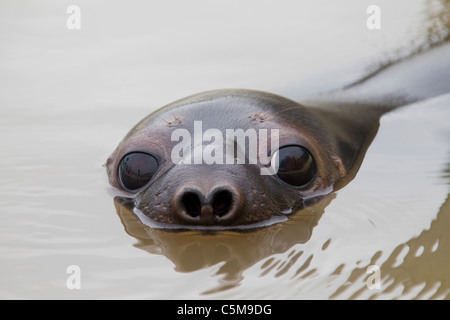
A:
[106, 89, 357, 227]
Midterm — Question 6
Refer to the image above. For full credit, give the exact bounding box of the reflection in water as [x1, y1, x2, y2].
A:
[114, 195, 334, 293]
[333, 163, 450, 300]
[378, 193, 449, 299]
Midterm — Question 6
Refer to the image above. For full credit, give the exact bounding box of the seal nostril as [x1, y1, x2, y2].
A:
[176, 187, 239, 224]
[181, 192, 202, 218]
[212, 190, 233, 217]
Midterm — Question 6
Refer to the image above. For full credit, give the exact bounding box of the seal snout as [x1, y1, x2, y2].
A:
[173, 185, 243, 226]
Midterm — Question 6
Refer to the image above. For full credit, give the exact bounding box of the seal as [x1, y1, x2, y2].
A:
[106, 41, 450, 228]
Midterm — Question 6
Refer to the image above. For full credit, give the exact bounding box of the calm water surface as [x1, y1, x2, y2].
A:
[0, 0, 449, 299]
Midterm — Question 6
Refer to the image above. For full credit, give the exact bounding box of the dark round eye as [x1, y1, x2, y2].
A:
[272, 145, 316, 187]
[118, 152, 158, 192]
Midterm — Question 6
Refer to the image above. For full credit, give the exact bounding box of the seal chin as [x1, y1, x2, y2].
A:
[131, 204, 289, 231]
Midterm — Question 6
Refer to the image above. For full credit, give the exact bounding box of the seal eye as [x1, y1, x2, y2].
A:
[272, 146, 316, 187]
[118, 152, 158, 192]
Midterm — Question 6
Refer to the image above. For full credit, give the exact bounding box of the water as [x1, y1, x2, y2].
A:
[0, 0, 449, 299]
